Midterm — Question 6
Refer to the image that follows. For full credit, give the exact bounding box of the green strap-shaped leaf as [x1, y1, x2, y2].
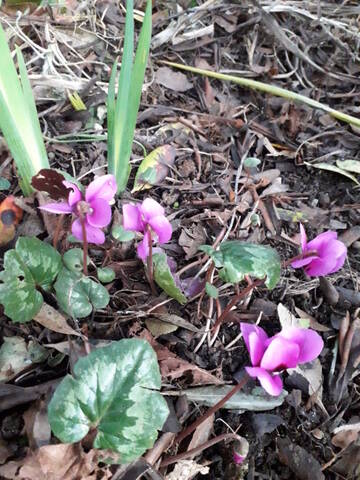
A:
[48, 339, 169, 463]
[54, 267, 109, 318]
[0, 237, 61, 322]
[153, 252, 187, 304]
[200, 241, 281, 289]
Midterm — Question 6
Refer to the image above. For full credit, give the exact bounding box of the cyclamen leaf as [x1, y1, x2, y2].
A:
[200, 241, 281, 289]
[153, 252, 187, 304]
[0, 237, 61, 322]
[48, 339, 169, 463]
[54, 267, 109, 319]
[63, 248, 90, 275]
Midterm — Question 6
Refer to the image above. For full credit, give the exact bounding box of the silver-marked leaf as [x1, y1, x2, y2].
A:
[0, 237, 62, 322]
[153, 253, 187, 304]
[97, 267, 116, 283]
[48, 339, 169, 463]
[0, 337, 33, 382]
[200, 241, 281, 289]
[63, 248, 89, 275]
[54, 267, 109, 318]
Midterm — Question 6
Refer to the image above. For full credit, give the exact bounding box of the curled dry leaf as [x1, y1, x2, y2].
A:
[33, 303, 81, 337]
[155, 67, 193, 92]
[139, 330, 223, 386]
[332, 421, 360, 449]
[23, 400, 51, 449]
[31, 169, 69, 200]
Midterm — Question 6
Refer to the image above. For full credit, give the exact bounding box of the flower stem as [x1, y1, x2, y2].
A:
[80, 216, 88, 276]
[212, 278, 264, 332]
[161, 433, 244, 468]
[146, 226, 157, 296]
[175, 373, 249, 445]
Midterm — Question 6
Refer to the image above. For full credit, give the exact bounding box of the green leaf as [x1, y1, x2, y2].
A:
[336, 159, 360, 174]
[244, 157, 261, 169]
[205, 282, 218, 299]
[0, 177, 10, 190]
[54, 267, 109, 318]
[111, 225, 135, 242]
[108, 0, 152, 193]
[132, 145, 176, 192]
[0, 237, 62, 322]
[153, 253, 187, 304]
[202, 241, 281, 289]
[48, 339, 169, 463]
[304, 162, 359, 184]
[97, 267, 115, 283]
[63, 248, 89, 275]
[0, 25, 49, 196]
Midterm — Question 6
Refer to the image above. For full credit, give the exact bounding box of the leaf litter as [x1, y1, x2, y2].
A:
[1, 0, 360, 478]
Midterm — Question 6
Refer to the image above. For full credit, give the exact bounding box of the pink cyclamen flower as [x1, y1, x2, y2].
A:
[291, 224, 347, 277]
[241, 323, 323, 396]
[233, 452, 245, 465]
[39, 175, 117, 244]
[122, 198, 172, 260]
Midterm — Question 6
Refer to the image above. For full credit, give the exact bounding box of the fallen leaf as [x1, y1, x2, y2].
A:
[165, 460, 209, 480]
[179, 225, 207, 259]
[132, 145, 176, 193]
[155, 67, 193, 92]
[172, 385, 287, 411]
[336, 159, 360, 174]
[0, 443, 109, 480]
[153, 313, 200, 333]
[145, 318, 178, 337]
[139, 330, 222, 385]
[304, 162, 359, 184]
[290, 358, 323, 402]
[332, 421, 360, 449]
[277, 437, 325, 480]
[0, 337, 33, 382]
[33, 303, 81, 337]
[0, 196, 23, 247]
[278, 303, 309, 329]
[31, 169, 69, 200]
[187, 414, 214, 453]
[294, 307, 331, 332]
[23, 400, 51, 449]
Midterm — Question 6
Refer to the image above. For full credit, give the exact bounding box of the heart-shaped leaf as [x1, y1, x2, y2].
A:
[200, 241, 281, 289]
[54, 267, 109, 318]
[153, 252, 186, 304]
[48, 339, 169, 463]
[0, 237, 62, 322]
[97, 267, 115, 283]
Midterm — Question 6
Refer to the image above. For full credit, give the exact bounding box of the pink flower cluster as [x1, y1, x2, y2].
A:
[122, 198, 172, 260]
[40, 175, 117, 244]
[241, 323, 323, 396]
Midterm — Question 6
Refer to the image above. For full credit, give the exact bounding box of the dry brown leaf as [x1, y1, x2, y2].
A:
[178, 225, 207, 260]
[139, 330, 223, 386]
[33, 304, 81, 337]
[165, 460, 209, 480]
[187, 414, 214, 453]
[23, 400, 51, 449]
[332, 421, 360, 449]
[155, 67, 193, 92]
[0, 444, 109, 480]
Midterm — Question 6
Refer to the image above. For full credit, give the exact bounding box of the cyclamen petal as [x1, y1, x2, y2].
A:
[260, 337, 300, 371]
[39, 202, 73, 214]
[246, 367, 283, 396]
[85, 174, 117, 203]
[123, 203, 144, 232]
[137, 231, 150, 261]
[240, 323, 268, 367]
[72, 219, 105, 244]
[148, 215, 172, 243]
[63, 181, 82, 207]
[87, 198, 112, 228]
[277, 327, 324, 364]
[140, 198, 165, 221]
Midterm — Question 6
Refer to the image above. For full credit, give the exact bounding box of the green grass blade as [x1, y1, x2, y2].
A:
[0, 24, 49, 195]
[161, 61, 360, 129]
[107, 0, 152, 194]
[107, 59, 118, 167]
[108, 0, 134, 193]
